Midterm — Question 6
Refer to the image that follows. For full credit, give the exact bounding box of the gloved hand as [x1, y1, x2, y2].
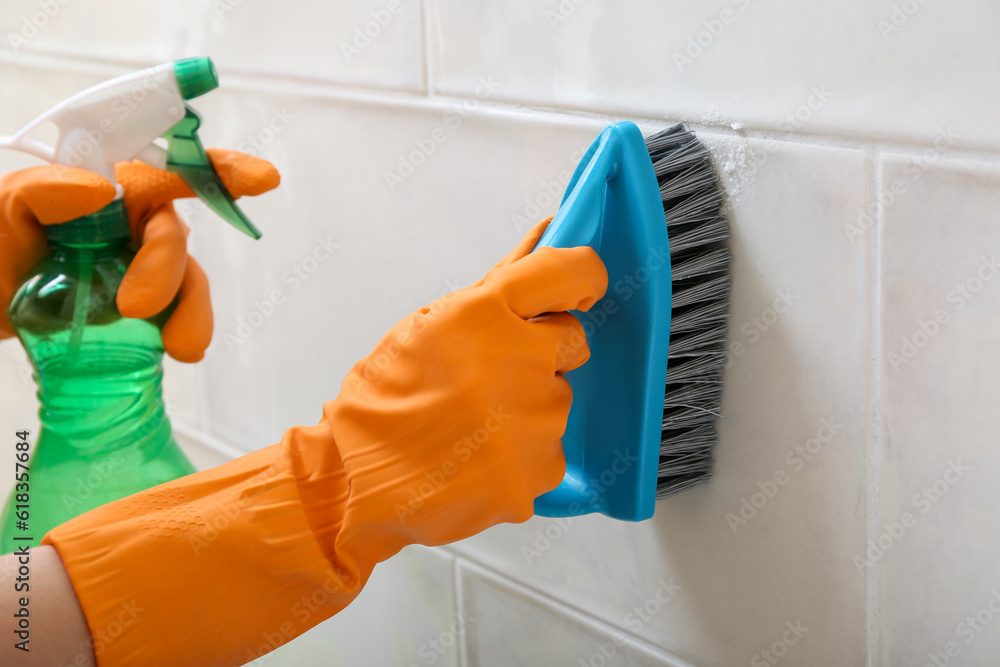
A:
[0, 149, 280, 361]
[42, 219, 608, 666]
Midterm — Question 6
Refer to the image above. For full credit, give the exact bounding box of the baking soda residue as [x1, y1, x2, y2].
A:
[682, 101, 760, 213]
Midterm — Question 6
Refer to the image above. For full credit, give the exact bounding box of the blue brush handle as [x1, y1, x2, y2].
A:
[535, 128, 622, 250]
[532, 121, 671, 521]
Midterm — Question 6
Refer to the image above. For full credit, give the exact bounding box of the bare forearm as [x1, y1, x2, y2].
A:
[0, 545, 95, 666]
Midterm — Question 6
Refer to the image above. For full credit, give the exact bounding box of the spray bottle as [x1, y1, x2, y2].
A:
[0, 57, 261, 553]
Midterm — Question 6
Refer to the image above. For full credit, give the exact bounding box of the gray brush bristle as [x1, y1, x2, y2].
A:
[648, 124, 731, 500]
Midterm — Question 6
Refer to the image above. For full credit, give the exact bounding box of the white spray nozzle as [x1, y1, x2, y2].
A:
[2, 60, 202, 182]
[0, 58, 260, 238]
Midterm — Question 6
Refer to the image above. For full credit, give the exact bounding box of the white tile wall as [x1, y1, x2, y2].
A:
[428, 0, 1000, 149]
[0, 0, 425, 91]
[258, 546, 459, 667]
[0, 0, 202, 65]
[0, 2, 997, 665]
[187, 0, 426, 92]
[460, 561, 694, 667]
[447, 136, 872, 666]
[879, 154, 1000, 666]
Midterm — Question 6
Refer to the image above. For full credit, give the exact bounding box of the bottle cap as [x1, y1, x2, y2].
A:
[174, 57, 219, 101]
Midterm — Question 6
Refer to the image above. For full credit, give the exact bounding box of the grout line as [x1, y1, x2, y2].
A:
[0, 49, 158, 77]
[451, 551, 469, 667]
[443, 548, 705, 667]
[868, 147, 883, 667]
[4, 49, 1000, 161]
[0, 47, 428, 104]
[0, 42, 981, 663]
[419, 0, 434, 97]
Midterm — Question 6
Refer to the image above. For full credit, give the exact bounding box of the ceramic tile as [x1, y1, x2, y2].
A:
[446, 136, 872, 666]
[460, 562, 692, 667]
[162, 357, 205, 430]
[879, 154, 1000, 665]
[0, 0, 203, 64]
[171, 426, 226, 472]
[244, 546, 458, 667]
[428, 0, 1000, 149]
[0, 0, 424, 92]
[190, 0, 424, 92]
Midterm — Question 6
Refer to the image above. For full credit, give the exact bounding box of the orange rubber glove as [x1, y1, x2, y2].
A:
[42, 220, 608, 666]
[0, 149, 279, 361]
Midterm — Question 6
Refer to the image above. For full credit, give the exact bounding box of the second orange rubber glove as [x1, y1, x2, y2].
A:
[0, 149, 280, 361]
[42, 220, 608, 666]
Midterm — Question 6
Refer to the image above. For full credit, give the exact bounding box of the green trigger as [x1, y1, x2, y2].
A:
[164, 105, 262, 240]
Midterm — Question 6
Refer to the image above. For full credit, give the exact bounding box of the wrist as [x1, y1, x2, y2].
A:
[42, 428, 356, 666]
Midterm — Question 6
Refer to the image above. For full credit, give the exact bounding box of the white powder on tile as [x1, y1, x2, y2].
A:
[681, 101, 759, 212]
[709, 137, 757, 213]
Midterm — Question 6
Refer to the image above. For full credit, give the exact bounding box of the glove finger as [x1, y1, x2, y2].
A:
[489, 245, 608, 320]
[470, 217, 552, 289]
[117, 204, 187, 319]
[528, 311, 590, 374]
[519, 379, 571, 499]
[204, 148, 282, 197]
[532, 432, 568, 497]
[117, 149, 280, 230]
[2, 164, 116, 225]
[162, 256, 212, 363]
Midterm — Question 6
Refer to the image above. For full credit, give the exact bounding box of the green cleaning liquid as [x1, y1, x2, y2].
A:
[0, 201, 196, 554]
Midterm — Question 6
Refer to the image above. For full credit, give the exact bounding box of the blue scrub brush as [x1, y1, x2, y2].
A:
[532, 121, 731, 522]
